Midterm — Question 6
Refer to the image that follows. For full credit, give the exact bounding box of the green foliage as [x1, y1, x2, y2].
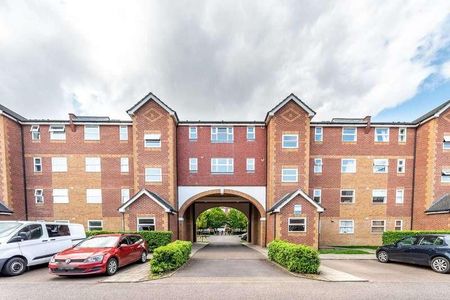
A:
[150, 240, 192, 275]
[195, 207, 248, 231]
[196, 212, 209, 230]
[383, 230, 450, 245]
[85, 230, 172, 252]
[319, 249, 369, 254]
[268, 240, 320, 274]
[227, 208, 248, 230]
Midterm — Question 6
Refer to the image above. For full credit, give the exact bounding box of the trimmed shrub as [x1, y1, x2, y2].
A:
[85, 230, 172, 252]
[268, 240, 320, 274]
[150, 240, 192, 275]
[383, 230, 450, 245]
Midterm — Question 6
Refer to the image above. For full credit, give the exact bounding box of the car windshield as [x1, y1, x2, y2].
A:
[0, 222, 22, 238]
[75, 236, 119, 248]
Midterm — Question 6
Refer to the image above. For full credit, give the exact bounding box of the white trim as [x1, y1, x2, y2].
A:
[127, 93, 177, 121]
[417, 102, 450, 126]
[266, 94, 316, 124]
[118, 189, 172, 213]
[87, 220, 103, 231]
[339, 219, 354, 234]
[273, 189, 324, 213]
[260, 217, 266, 221]
[288, 217, 307, 232]
[282, 134, 299, 149]
[136, 217, 156, 231]
[179, 122, 265, 126]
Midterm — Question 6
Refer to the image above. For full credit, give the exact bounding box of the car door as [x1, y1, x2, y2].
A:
[13, 224, 51, 266]
[413, 236, 441, 266]
[45, 224, 73, 255]
[391, 236, 419, 262]
[129, 235, 143, 262]
[116, 237, 133, 266]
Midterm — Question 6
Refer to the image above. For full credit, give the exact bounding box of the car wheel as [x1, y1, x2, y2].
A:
[431, 257, 450, 274]
[106, 258, 118, 276]
[138, 251, 147, 264]
[377, 250, 389, 263]
[2, 257, 27, 276]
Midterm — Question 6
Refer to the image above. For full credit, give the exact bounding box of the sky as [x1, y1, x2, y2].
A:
[0, 0, 449, 122]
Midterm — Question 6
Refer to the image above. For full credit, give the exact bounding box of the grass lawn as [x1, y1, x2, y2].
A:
[334, 245, 379, 250]
[319, 249, 371, 254]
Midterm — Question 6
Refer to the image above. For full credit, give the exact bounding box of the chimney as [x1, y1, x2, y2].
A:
[363, 116, 371, 134]
[68, 113, 77, 132]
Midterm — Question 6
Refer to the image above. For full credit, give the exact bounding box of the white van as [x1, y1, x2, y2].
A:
[0, 221, 86, 276]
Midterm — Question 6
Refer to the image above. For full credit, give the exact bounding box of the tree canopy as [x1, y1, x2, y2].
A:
[196, 207, 248, 231]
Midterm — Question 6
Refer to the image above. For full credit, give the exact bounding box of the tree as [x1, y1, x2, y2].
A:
[227, 208, 248, 231]
[206, 207, 228, 229]
[196, 212, 208, 229]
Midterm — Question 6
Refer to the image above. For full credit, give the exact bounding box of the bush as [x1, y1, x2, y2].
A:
[268, 240, 320, 274]
[383, 230, 450, 245]
[150, 240, 192, 275]
[85, 230, 172, 252]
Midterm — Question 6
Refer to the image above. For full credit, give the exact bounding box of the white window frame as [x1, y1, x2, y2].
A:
[395, 188, 404, 204]
[394, 220, 403, 231]
[247, 127, 255, 141]
[211, 127, 233, 143]
[372, 189, 387, 204]
[51, 157, 68, 172]
[313, 189, 322, 203]
[398, 128, 407, 143]
[342, 127, 357, 142]
[33, 157, 42, 172]
[341, 159, 356, 173]
[54, 220, 69, 224]
[340, 189, 355, 203]
[442, 169, 450, 183]
[30, 125, 40, 140]
[189, 158, 198, 173]
[120, 157, 129, 173]
[211, 158, 234, 174]
[282, 134, 298, 149]
[371, 220, 386, 233]
[373, 159, 389, 173]
[34, 189, 44, 204]
[397, 159, 405, 174]
[375, 128, 390, 142]
[314, 127, 323, 142]
[246, 158, 255, 172]
[53, 189, 69, 203]
[49, 125, 66, 140]
[339, 220, 354, 234]
[85, 157, 101, 172]
[119, 126, 128, 141]
[443, 136, 450, 150]
[84, 125, 100, 141]
[288, 217, 306, 232]
[189, 127, 198, 140]
[282, 168, 298, 183]
[88, 220, 103, 231]
[86, 189, 102, 204]
[314, 158, 323, 173]
[144, 133, 161, 148]
[137, 217, 156, 231]
[121, 188, 130, 203]
[145, 168, 162, 182]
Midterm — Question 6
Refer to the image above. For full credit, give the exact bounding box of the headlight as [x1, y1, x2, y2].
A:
[84, 255, 104, 263]
[50, 255, 56, 263]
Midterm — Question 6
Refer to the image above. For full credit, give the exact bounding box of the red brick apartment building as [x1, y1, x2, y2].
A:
[1, 93, 450, 248]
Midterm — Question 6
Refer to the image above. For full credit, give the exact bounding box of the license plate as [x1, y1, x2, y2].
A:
[58, 265, 75, 270]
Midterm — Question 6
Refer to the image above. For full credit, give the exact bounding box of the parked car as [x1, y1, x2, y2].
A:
[376, 234, 450, 273]
[0, 221, 85, 276]
[48, 233, 148, 276]
[240, 233, 247, 241]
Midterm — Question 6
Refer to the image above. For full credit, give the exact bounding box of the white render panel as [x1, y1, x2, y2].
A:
[178, 186, 266, 210]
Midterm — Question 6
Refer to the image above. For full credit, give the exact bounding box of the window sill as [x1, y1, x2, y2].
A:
[211, 172, 234, 175]
[340, 202, 355, 205]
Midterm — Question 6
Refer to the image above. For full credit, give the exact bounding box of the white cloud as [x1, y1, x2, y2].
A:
[0, 0, 449, 121]
[442, 61, 450, 79]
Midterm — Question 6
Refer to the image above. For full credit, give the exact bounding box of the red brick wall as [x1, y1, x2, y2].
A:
[124, 194, 169, 231]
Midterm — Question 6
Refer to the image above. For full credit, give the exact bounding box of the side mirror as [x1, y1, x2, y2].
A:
[8, 236, 23, 243]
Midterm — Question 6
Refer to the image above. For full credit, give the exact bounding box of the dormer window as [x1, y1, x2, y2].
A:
[49, 125, 66, 140]
[30, 125, 40, 140]
[441, 169, 450, 183]
[144, 134, 161, 148]
[211, 127, 233, 143]
[443, 136, 450, 150]
[84, 125, 100, 141]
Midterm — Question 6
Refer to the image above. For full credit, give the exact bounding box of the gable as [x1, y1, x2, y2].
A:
[127, 92, 179, 123]
[268, 189, 324, 213]
[265, 94, 316, 124]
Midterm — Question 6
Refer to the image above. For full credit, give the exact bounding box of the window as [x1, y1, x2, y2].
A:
[395, 188, 404, 204]
[211, 158, 234, 173]
[51, 157, 67, 172]
[13, 224, 43, 241]
[46, 224, 70, 237]
[54, 220, 69, 224]
[86, 189, 102, 204]
[137, 218, 155, 231]
[211, 127, 233, 143]
[33, 157, 42, 172]
[314, 158, 322, 173]
[145, 168, 162, 182]
[373, 159, 389, 173]
[371, 220, 386, 233]
[120, 157, 129, 173]
[342, 127, 357, 142]
[282, 168, 298, 182]
[189, 127, 198, 140]
[397, 159, 405, 173]
[294, 204, 302, 214]
[441, 169, 450, 183]
[341, 159, 356, 173]
[398, 236, 418, 246]
[372, 189, 387, 204]
[375, 128, 389, 142]
[395, 220, 403, 231]
[247, 127, 255, 140]
[84, 125, 100, 141]
[30, 125, 40, 140]
[288, 218, 306, 232]
[85, 157, 101, 172]
[53, 189, 69, 203]
[443, 136, 450, 150]
[119, 126, 128, 141]
[282, 134, 298, 148]
[144, 133, 161, 148]
[88, 220, 103, 231]
[189, 158, 198, 173]
[121, 189, 130, 203]
[313, 189, 321, 203]
[246, 158, 255, 172]
[340, 189, 355, 203]
[34, 189, 44, 204]
[398, 128, 407, 143]
[49, 125, 66, 140]
[314, 127, 323, 142]
[339, 220, 354, 234]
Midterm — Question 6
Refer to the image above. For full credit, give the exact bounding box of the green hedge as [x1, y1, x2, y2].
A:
[268, 240, 320, 274]
[85, 230, 172, 252]
[383, 230, 450, 245]
[150, 240, 192, 275]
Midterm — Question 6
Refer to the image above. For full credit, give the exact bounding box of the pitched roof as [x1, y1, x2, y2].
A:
[127, 92, 179, 122]
[425, 194, 450, 214]
[0, 104, 26, 122]
[118, 189, 176, 213]
[265, 94, 316, 123]
[413, 100, 450, 124]
[268, 189, 324, 213]
[0, 201, 13, 215]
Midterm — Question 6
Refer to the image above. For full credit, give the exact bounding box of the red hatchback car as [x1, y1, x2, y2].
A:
[48, 234, 148, 276]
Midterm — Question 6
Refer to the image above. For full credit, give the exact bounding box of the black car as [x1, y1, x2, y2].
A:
[376, 234, 450, 273]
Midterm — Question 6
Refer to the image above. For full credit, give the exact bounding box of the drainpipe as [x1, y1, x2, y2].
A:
[273, 213, 276, 240]
[410, 127, 418, 230]
[20, 125, 28, 220]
